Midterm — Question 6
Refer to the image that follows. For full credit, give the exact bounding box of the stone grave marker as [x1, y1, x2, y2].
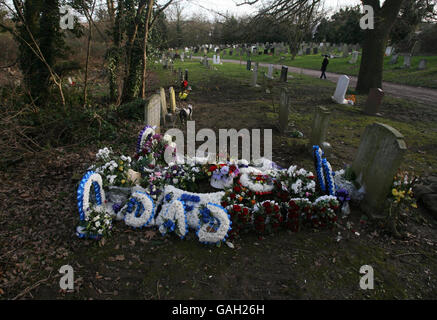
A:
[280, 66, 288, 82]
[145, 94, 161, 133]
[403, 55, 411, 68]
[266, 64, 274, 79]
[278, 88, 290, 133]
[418, 59, 427, 70]
[252, 62, 259, 87]
[310, 106, 331, 150]
[305, 48, 311, 55]
[185, 69, 189, 81]
[169, 86, 176, 113]
[342, 45, 349, 58]
[160, 87, 168, 125]
[332, 75, 350, 104]
[213, 55, 217, 64]
[313, 47, 318, 55]
[385, 46, 393, 56]
[349, 51, 359, 64]
[352, 123, 407, 218]
[217, 55, 221, 64]
[364, 88, 384, 116]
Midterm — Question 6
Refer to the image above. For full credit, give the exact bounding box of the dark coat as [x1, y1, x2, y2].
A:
[321, 58, 329, 71]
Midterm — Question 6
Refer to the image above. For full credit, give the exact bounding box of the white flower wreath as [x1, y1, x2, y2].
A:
[156, 185, 225, 229]
[158, 199, 188, 238]
[78, 172, 107, 221]
[121, 191, 156, 228]
[196, 203, 231, 244]
[239, 167, 275, 193]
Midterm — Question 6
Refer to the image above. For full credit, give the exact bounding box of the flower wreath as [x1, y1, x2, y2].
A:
[158, 199, 188, 239]
[313, 145, 326, 193]
[196, 203, 232, 244]
[322, 158, 336, 196]
[76, 171, 114, 239]
[239, 167, 275, 194]
[120, 191, 156, 228]
[136, 125, 156, 154]
[77, 171, 106, 221]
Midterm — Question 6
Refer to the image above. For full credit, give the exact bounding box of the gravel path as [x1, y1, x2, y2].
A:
[195, 57, 437, 105]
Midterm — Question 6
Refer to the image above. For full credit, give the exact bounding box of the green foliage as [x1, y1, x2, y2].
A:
[117, 98, 145, 121]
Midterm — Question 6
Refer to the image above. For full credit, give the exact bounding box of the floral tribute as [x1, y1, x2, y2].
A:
[75, 127, 348, 245]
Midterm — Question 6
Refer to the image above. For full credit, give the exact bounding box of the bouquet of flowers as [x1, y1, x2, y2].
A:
[91, 148, 134, 188]
[252, 200, 283, 236]
[208, 163, 240, 189]
[285, 198, 312, 232]
[277, 165, 316, 199]
[311, 195, 340, 228]
[134, 133, 177, 170]
[79, 205, 113, 239]
[239, 167, 276, 195]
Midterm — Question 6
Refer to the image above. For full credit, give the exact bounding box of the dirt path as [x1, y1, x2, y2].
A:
[196, 57, 437, 105]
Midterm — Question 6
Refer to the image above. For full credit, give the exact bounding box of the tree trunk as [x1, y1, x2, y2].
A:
[141, 0, 154, 99]
[356, 0, 405, 93]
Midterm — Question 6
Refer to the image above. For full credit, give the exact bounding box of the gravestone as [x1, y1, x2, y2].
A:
[185, 69, 189, 81]
[352, 123, 407, 218]
[332, 75, 350, 104]
[213, 55, 217, 64]
[160, 87, 167, 125]
[403, 55, 411, 68]
[305, 48, 311, 55]
[178, 68, 183, 82]
[266, 64, 274, 79]
[280, 66, 288, 82]
[310, 106, 331, 150]
[385, 46, 393, 56]
[217, 55, 221, 64]
[246, 60, 252, 71]
[364, 88, 384, 116]
[252, 62, 259, 87]
[418, 59, 427, 70]
[169, 87, 176, 113]
[342, 45, 349, 58]
[180, 53, 185, 62]
[145, 94, 161, 133]
[349, 51, 359, 64]
[278, 88, 290, 133]
[313, 47, 318, 55]
[389, 54, 399, 64]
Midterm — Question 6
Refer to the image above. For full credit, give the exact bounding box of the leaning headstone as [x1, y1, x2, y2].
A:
[364, 88, 384, 116]
[279, 66, 288, 82]
[145, 94, 161, 133]
[352, 123, 407, 218]
[403, 55, 411, 68]
[278, 88, 290, 133]
[332, 75, 350, 104]
[418, 59, 427, 70]
[252, 62, 259, 87]
[169, 87, 176, 113]
[160, 87, 167, 125]
[310, 106, 331, 150]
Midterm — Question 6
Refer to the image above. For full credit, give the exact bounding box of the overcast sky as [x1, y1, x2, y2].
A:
[167, 0, 363, 20]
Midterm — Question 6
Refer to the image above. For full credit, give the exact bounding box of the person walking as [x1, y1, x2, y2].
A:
[320, 55, 329, 79]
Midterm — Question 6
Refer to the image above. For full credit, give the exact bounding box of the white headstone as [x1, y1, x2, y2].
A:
[213, 55, 217, 64]
[217, 55, 221, 64]
[349, 51, 359, 64]
[332, 75, 350, 104]
[145, 94, 161, 133]
[418, 59, 427, 70]
[385, 47, 393, 56]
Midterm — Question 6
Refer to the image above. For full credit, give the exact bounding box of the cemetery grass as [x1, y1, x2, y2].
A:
[0, 62, 436, 300]
[196, 50, 437, 89]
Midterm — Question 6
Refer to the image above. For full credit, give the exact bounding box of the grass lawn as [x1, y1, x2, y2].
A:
[193, 49, 437, 89]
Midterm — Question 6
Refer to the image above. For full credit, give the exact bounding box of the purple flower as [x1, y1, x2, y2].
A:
[112, 203, 122, 213]
[220, 166, 229, 175]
